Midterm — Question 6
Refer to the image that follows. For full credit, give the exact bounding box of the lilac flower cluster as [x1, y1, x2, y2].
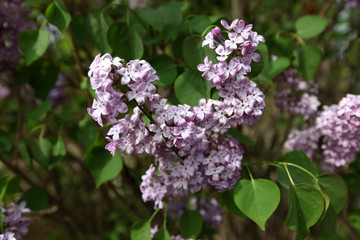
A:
[87, 19, 265, 210]
[274, 68, 320, 119]
[198, 19, 266, 127]
[285, 94, 360, 170]
[336, 0, 359, 8]
[0, 0, 37, 70]
[0, 202, 31, 240]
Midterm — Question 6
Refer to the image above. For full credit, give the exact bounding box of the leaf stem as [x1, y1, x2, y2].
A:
[243, 160, 319, 184]
[283, 164, 295, 186]
[149, 208, 160, 223]
[246, 165, 254, 181]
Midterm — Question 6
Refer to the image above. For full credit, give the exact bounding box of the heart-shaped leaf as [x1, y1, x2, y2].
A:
[286, 184, 325, 240]
[233, 178, 280, 230]
[179, 210, 203, 239]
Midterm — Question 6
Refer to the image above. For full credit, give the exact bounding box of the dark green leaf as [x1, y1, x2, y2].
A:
[295, 15, 329, 39]
[179, 210, 203, 239]
[349, 209, 360, 232]
[3, 178, 20, 201]
[277, 151, 318, 189]
[150, 55, 177, 86]
[18, 30, 50, 65]
[0, 178, 9, 201]
[72, 15, 89, 48]
[233, 179, 280, 230]
[21, 187, 48, 211]
[286, 184, 325, 240]
[107, 22, 143, 61]
[319, 174, 348, 232]
[85, 146, 123, 187]
[130, 220, 151, 240]
[269, 56, 290, 78]
[28, 60, 58, 100]
[188, 15, 212, 34]
[182, 35, 217, 72]
[273, 33, 293, 56]
[220, 190, 245, 219]
[227, 128, 251, 143]
[343, 173, 360, 195]
[174, 71, 211, 106]
[293, 43, 321, 81]
[256, 43, 271, 84]
[18, 140, 32, 168]
[87, 11, 112, 53]
[138, 4, 182, 41]
[28, 138, 52, 169]
[49, 137, 66, 168]
[29, 100, 51, 122]
[0, 130, 12, 152]
[45, 1, 72, 33]
[153, 227, 172, 240]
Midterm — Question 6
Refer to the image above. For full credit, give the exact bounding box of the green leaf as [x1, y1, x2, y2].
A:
[277, 151, 318, 189]
[3, 178, 20, 201]
[72, 15, 89, 48]
[85, 146, 123, 188]
[87, 11, 112, 53]
[247, 50, 264, 79]
[295, 15, 329, 39]
[107, 22, 143, 61]
[188, 15, 212, 34]
[49, 137, 66, 169]
[220, 190, 245, 219]
[343, 173, 360, 195]
[138, 4, 182, 41]
[286, 184, 325, 240]
[21, 187, 48, 211]
[150, 55, 177, 86]
[174, 71, 211, 106]
[28, 60, 58, 100]
[273, 33, 294, 56]
[0, 130, 12, 152]
[45, 1, 72, 33]
[28, 138, 52, 169]
[179, 210, 203, 239]
[293, 43, 321, 81]
[269, 56, 291, 78]
[349, 209, 360, 232]
[226, 128, 251, 143]
[0, 178, 9, 201]
[153, 227, 172, 240]
[130, 220, 151, 240]
[18, 140, 32, 168]
[22, 0, 45, 7]
[29, 100, 51, 122]
[182, 35, 217, 72]
[319, 174, 348, 232]
[233, 179, 280, 230]
[256, 43, 271, 84]
[18, 30, 50, 65]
